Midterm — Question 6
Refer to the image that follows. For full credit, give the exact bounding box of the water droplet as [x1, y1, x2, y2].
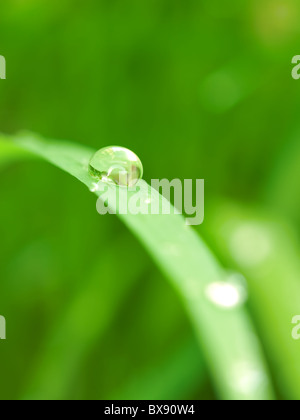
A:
[89, 146, 143, 187]
[231, 360, 267, 396]
[90, 182, 100, 193]
[205, 273, 248, 309]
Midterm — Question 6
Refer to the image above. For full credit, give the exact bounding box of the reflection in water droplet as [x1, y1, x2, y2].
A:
[231, 360, 267, 397]
[89, 146, 143, 187]
[90, 182, 100, 192]
[205, 273, 248, 309]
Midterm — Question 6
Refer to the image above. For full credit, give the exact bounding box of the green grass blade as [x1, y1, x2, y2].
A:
[202, 200, 300, 399]
[109, 337, 207, 400]
[265, 129, 300, 226]
[0, 132, 275, 400]
[22, 235, 147, 400]
[0, 137, 33, 168]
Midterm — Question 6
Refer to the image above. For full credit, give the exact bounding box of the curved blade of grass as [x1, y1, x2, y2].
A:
[0, 131, 275, 400]
[0, 137, 33, 168]
[109, 337, 207, 400]
[22, 234, 147, 400]
[201, 200, 300, 400]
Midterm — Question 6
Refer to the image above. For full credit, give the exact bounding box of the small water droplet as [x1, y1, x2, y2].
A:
[205, 273, 248, 309]
[231, 361, 267, 396]
[90, 182, 100, 192]
[89, 146, 143, 187]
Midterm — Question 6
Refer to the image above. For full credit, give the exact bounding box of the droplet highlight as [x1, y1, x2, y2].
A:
[89, 146, 143, 187]
[205, 273, 248, 309]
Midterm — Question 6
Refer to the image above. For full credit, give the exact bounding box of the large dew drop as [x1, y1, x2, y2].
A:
[89, 146, 143, 187]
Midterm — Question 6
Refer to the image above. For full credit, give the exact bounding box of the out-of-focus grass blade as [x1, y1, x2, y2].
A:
[202, 201, 300, 399]
[265, 130, 300, 226]
[0, 132, 275, 400]
[0, 137, 33, 168]
[109, 337, 207, 400]
[23, 235, 147, 400]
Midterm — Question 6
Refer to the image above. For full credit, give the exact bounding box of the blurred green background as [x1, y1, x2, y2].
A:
[0, 0, 300, 400]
